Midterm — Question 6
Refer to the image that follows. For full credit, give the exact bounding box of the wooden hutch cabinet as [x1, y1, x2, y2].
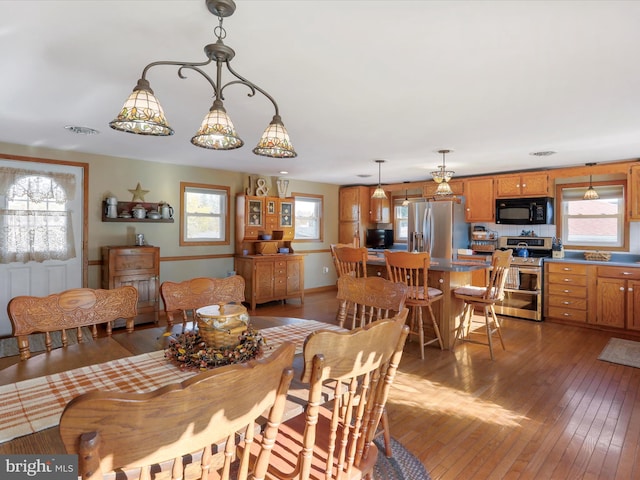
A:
[101, 246, 160, 325]
[234, 194, 304, 311]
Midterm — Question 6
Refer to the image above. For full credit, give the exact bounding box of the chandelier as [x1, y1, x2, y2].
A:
[583, 163, 599, 200]
[109, 0, 297, 158]
[371, 160, 387, 199]
[431, 149, 455, 195]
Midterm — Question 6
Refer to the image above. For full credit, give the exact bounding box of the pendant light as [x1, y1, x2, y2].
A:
[584, 163, 599, 200]
[402, 188, 410, 206]
[431, 149, 455, 195]
[109, 0, 297, 158]
[372, 160, 387, 199]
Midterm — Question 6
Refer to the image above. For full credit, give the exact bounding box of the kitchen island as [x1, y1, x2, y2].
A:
[367, 254, 490, 350]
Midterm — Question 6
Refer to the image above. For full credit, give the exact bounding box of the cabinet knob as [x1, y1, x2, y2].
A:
[629, 287, 634, 292]
[622, 271, 632, 275]
[563, 301, 570, 305]
[563, 289, 571, 293]
[620, 287, 625, 291]
[562, 267, 571, 271]
[563, 312, 571, 317]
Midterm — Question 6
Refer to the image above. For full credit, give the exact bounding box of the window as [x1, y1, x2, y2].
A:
[557, 180, 627, 250]
[1, 171, 76, 263]
[180, 182, 230, 246]
[394, 201, 409, 243]
[294, 194, 323, 241]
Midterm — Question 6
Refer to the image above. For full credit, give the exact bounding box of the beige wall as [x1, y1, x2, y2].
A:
[0, 142, 340, 292]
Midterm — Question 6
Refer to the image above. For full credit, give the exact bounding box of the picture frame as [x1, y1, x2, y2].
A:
[267, 200, 275, 214]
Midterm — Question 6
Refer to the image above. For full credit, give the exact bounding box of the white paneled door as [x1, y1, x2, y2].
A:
[0, 159, 84, 337]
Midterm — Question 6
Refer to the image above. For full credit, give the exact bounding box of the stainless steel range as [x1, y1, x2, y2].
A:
[495, 236, 553, 321]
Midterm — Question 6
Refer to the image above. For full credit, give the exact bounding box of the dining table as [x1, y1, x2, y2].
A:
[0, 315, 344, 455]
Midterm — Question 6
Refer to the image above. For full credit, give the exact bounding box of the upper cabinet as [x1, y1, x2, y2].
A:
[338, 186, 370, 245]
[629, 165, 640, 220]
[235, 194, 295, 254]
[495, 172, 550, 198]
[464, 177, 495, 222]
[422, 180, 464, 197]
[368, 187, 391, 223]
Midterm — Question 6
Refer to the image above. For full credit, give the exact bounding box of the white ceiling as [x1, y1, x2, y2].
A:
[2, 0, 640, 186]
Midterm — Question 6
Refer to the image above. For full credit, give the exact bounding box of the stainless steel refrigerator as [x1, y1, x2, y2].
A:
[407, 199, 469, 259]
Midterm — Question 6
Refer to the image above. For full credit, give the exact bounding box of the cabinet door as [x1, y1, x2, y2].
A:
[629, 165, 640, 220]
[254, 261, 274, 301]
[246, 197, 264, 228]
[596, 276, 626, 328]
[339, 187, 361, 222]
[464, 177, 494, 222]
[286, 258, 302, 295]
[369, 188, 390, 223]
[114, 274, 158, 313]
[628, 280, 640, 330]
[279, 200, 295, 239]
[495, 175, 522, 197]
[339, 221, 359, 245]
[521, 173, 550, 196]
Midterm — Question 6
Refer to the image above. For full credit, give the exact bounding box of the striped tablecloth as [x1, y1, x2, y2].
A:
[0, 319, 344, 444]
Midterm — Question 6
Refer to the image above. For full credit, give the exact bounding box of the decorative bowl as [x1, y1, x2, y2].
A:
[260, 234, 272, 240]
[147, 212, 162, 219]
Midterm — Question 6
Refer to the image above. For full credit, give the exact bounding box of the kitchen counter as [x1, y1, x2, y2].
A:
[544, 251, 640, 267]
[366, 254, 490, 273]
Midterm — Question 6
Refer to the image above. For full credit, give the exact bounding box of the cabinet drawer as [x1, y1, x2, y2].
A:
[547, 295, 587, 310]
[547, 283, 587, 298]
[547, 272, 588, 287]
[548, 306, 587, 322]
[547, 263, 588, 275]
[598, 266, 640, 280]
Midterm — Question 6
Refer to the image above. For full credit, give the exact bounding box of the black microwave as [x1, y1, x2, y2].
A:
[495, 197, 554, 225]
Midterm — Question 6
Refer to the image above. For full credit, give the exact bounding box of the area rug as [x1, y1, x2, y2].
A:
[374, 437, 431, 480]
[0, 327, 94, 358]
[598, 338, 640, 368]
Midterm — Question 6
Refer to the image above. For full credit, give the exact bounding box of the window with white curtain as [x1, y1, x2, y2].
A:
[0, 169, 76, 263]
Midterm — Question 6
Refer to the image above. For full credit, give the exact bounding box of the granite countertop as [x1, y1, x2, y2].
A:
[544, 251, 640, 267]
[367, 253, 490, 272]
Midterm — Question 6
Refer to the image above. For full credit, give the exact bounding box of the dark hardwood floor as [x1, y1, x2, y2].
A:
[255, 290, 640, 480]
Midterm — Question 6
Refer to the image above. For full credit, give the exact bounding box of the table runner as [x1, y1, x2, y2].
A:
[0, 319, 343, 444]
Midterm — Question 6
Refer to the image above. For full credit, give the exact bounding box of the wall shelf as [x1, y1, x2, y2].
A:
[102, 201, 175, 223]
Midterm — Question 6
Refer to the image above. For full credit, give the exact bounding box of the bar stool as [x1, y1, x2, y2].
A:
[384, 250, 444, 359]
[453, 249, 513, 360]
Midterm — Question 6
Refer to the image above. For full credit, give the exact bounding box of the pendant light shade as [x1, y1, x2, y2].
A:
[402, 188, 410, 206]
[372, 159, 387, 199]
[431, 149, 455, 195]
[583, 163, 600, 200]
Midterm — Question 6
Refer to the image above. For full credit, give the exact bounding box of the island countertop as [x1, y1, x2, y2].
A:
[366, 253, 490, 272]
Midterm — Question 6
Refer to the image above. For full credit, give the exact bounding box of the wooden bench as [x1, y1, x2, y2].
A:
[160, 275, 246, 327]
[8, 286, 138, 360]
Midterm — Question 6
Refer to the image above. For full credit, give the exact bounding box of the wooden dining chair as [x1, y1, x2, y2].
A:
[59, 342, 296, 480]
[261, 312, 410, 480]
[160, 275, 245, 327]
[7, 286, 138, 360]
[384, 250, 444, 359]
[453, 249, 514, 360]
[336, 275, 409, 458]
[330, 245, 369, 278]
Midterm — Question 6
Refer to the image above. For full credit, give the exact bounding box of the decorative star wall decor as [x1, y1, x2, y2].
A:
[129, 182, 150, 202]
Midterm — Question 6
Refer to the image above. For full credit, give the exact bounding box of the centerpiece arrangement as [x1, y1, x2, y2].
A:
[164, 303, 264, 370]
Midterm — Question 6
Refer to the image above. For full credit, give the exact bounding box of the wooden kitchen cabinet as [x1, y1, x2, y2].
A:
[101, 245, 159, 325]
[234, 254, 304, 311]
[368, 187, 391, 223]
[544, 262, 590, 324]
[339, 186, 370, 245]
[596, 266, 640, 330]
[628, 164, 640, 220]
[463, 177, 494, 222]
[495, 172, 550, 198]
